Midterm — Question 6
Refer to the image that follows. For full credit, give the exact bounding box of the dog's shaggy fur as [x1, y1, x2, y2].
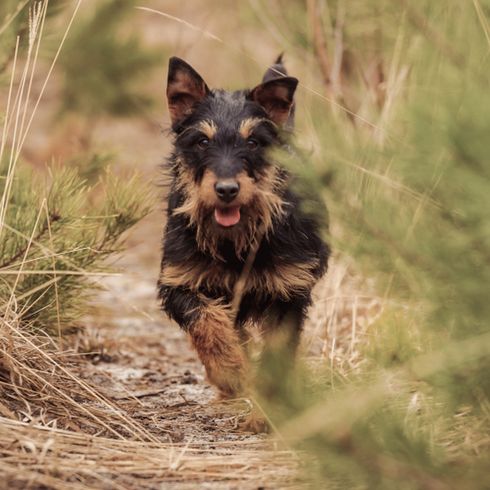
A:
[158, 56, 329, 398]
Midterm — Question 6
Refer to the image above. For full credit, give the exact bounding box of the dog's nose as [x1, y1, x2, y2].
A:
[215, 180, 240, 203]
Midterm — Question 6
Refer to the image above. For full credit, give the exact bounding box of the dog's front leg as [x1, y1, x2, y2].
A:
[189, 299, 248, 398]
[254, 298, 309, 401]
[262, 299, 308, 358]
[159, 285, 247, 398]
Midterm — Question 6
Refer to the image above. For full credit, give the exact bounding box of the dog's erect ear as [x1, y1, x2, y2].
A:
[167, 57, 210, 125]
[249, 76, 298, 127]
[262, 53, 288, 83]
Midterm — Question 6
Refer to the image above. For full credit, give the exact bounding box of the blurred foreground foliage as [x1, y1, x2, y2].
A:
[256, 1, 490, 489]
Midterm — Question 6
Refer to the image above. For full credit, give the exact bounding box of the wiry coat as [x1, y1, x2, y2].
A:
[158, 56, 329, 398]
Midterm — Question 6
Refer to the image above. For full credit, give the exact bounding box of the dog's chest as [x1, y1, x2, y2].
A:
[160, 250, 318, 302]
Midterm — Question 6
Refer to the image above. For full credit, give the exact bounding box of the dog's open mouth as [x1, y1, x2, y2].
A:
[214, 206, 241, 227]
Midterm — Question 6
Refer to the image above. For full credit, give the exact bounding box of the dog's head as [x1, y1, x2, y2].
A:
[166, 56, 297, 257]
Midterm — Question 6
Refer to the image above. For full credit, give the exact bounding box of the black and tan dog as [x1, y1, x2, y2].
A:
[158, 56, 329, 402]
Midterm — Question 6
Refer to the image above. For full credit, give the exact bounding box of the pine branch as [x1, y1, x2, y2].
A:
[0, 219, 50, 270]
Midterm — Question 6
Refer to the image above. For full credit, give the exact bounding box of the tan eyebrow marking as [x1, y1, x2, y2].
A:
[238, 117, 266, 139]
[196, 120, 218, 139]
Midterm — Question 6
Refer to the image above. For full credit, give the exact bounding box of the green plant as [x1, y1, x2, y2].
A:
[252, 1, 490, 488]
[0, 1, 152, 335]
[0, 159, 151, 333]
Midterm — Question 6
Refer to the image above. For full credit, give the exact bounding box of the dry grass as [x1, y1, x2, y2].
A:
[0, 311, 304, 488]
[0, 417, 300, 489]
[304, 253, 384, 374]
[0, 317, 157, 441]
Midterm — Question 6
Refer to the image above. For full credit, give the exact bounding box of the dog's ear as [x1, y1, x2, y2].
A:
[167, 57, 210, 125]
[262, 53, 288, 83]
[249, 76, 298, 127]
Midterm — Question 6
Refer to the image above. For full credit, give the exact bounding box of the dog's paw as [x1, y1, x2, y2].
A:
[207, 367, 244, 400]
[239, 411, 269, 434]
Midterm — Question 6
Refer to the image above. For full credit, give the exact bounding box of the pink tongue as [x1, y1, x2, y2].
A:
[214, 206, 241, 227]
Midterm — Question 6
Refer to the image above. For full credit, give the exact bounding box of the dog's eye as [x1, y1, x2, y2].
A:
[246, 138, 259, 151]
[197, 138, 209, 150]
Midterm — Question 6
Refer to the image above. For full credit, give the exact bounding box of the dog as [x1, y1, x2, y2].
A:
[158, 55, 329, 405]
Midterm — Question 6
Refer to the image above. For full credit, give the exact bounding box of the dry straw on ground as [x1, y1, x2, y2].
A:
[0, 417, 300, 489]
